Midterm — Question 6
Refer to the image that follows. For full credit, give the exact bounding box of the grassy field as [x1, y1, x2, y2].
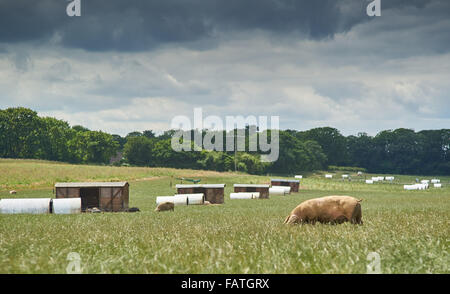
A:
[0, 158, 237, 190]
[0, 159, 449, 274]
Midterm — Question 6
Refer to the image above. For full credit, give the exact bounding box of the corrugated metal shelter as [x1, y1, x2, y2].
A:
[270, 179, 300, 193]
[55, 182, 129, 212]
[233, 184, 270, 199]
[176, 184, 225, 204]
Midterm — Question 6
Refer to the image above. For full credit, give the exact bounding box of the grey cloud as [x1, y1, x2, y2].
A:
[0, 0, 66, 42]
[1, 0, 447, 52]
[11, 51, 33, 72]
[0, 1, 449, 136]
[45, 61, 72, 81]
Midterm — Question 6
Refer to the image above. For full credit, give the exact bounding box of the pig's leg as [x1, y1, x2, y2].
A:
[351, 203, 363, 225]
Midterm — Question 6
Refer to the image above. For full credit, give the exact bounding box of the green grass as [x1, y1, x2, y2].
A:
[0, 158, 237, 190]
[0, 159, 449, 273]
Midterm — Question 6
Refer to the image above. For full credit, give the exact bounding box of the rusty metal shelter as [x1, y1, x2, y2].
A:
[270, 179, 300, 193]
[55, 182, 129, 212]
[176, 184, 225, 204]
[233, 184, 270, 199]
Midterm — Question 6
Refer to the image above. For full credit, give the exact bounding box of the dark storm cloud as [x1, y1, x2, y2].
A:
[0, 0, 66, 42]
[1, 0, 447, 52]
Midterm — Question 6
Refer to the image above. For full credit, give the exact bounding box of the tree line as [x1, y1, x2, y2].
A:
[0, 107, 448, 175]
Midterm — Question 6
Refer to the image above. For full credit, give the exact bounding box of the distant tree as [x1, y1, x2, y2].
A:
[72, 125, 90, 132]
[372, 129, 422, 174]
[197, 151, 231, 172]
[238, 153, 268, 174]
[126, 131, 142, 138]
[346, 133, 374, 169]
[418, 129, 450, 174]
[158, 130, 177, 140]
[302, 140, 327, 170]
[152, 138, 203, 169]
[112, 134, 127, 150]
[297, 127, 348, 166]
[0, 107, 42, 158]
[268, 131, 327, 174]
[142, 130, 156, 139]
[68, 131, 118, 164]
[1, 107, 448, 176]
[123, 136, 154, 166]
[0, 110, 6, 157]
[39, 117, 74, 161]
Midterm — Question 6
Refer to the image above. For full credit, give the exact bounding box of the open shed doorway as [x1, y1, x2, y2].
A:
[193, 187, 204, 194]
[80, 187, 100, 211]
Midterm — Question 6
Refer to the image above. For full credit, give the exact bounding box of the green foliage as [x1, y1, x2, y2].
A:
[197, 151, 234, 172]
[67, 130, 118, 164]
[0, 107, 118, 164]
[328, 166, 367, 172]
[72, 125, 90, 132]
[111, 134, 127, 150]
[346, 129, 449, 175]
[297, 127, 347, 166]
[0, 107, 42, 158]
[418, 130, 450, 174]
[126, 131, 143, 138]
[237, 153, 268, 174]
[39, 117, 75, 161]
[346, 132, 374, 168]
[123, 136, 154, 166]
[151, 139, 203, 169]
[268, 132, 327, 174]
[142, 130, 156, 139]
[0, 107, 448, 175]
[197, 151, 268, 174]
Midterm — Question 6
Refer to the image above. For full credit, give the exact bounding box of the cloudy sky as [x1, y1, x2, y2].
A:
[0, 0, 449, 136]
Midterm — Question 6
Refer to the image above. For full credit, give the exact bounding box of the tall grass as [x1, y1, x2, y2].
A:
[0, 159, 448, 273]
[0, 158, 237, 190]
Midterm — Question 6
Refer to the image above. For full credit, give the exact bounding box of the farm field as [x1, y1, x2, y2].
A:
[0, 159, 449, 274]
